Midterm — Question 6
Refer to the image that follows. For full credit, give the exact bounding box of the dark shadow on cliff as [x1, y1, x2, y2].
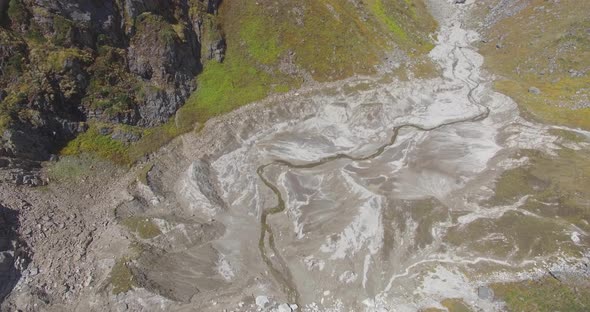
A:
[0, 204, 27, 304]
[0, 0, 8, 27]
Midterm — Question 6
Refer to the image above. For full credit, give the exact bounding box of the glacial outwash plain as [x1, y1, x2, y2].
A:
[0, 0, 589, 311]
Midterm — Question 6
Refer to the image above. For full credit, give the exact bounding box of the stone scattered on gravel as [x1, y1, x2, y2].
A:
[255, 295, 270, 308]
[98, 127, 113, 136]
[277, 303, 294, 312]
[528, 86, 542, 95]
[111, 129, 142, 145]
[477, 286, 494, 300]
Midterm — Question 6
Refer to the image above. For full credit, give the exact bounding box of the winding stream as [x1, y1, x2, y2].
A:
[256, 9, 491, 306]
[157, 1, 589, 310]
[257, 84, 489, 306]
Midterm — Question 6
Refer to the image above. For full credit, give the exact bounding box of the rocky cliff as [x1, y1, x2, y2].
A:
[0, 0, 224, 184]
[0, 0, 436, 186]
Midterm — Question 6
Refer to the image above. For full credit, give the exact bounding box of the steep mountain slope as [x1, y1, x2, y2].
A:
[0, 0, 436, 184]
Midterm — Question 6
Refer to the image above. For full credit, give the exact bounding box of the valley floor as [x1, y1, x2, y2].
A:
[1, 0, 589, 311]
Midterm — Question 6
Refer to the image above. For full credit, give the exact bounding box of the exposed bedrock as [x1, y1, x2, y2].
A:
[0, 0, 223, 172]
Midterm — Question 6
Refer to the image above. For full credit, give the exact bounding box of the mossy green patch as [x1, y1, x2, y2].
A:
[369, 0, 408, 40]
[45, 154, 108, 182]
[7, 0, 27, 25]
[121, 217, 162, 239]
[549, 129, 587, 144]
[487, 166, 546, 205]
[172, 23, 187, 42]
[109, 257, 135, 294]
[240, 14, 283, 64]
[272, 84, 291, 93]
[487, 148, 590, 231]
[492, 277, 590, 312]
[52, 14, 74, 46]
[446, 145, 590, 260]
[186, 57, 271, 117]
[441, 299, 473, 312]
[408, 198, 447, 249]
[445, 211, 578, 260]
[61, 125, 130, 164]
[494, 78, 590, 130]
[135, 13, 177, 45]
[45, 48, 93, 72]
[137, 163, 154, 185]
[221, 0, 436, 81]
[125, 121, 182, 163]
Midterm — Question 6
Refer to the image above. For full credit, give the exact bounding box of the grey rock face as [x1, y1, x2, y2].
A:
[137, 88, 191, 127]
[98, 126, 113, 136]
[127, 13, 200, 126]
[1, 129, 51, 161]
[208, 38, 226, 63]
[30, 0, 124, 47]
[1, 118, 87, 161]
[0, 0, 224, 183]
[0, 156, 45, 186]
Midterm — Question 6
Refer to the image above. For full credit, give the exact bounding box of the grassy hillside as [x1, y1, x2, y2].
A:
[492, 276, 590, 312]
[475, 0, 590, 130]
[470, 3, 590, 308]
[63, 0, 437, 164]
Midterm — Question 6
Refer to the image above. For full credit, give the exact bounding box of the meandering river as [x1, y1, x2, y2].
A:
[164, 0, 589, 310]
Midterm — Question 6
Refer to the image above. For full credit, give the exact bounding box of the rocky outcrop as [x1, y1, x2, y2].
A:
[0, 0, 225, 182]
[127, 13, 200, 126]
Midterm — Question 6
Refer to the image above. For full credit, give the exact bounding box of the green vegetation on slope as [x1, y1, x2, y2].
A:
[445, 132, 590, 262]
[83, 46, 140, 118]
[62, 125, 130, 164]
[108, 242, 145, 295]
[109, 257, 135, 295]
[182, 56, 274, 119]
[60, 0, 437, 165]
[477, 0, 590, 129]
[239, 15, 283, 64]
[489, 147, 590, 232]
[370, 0, 408, 40]
[45, 154, 107, 182]
[121, 217, 162, 239]
[421, 299, 473, 312]
[492, 277, 590, 312]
